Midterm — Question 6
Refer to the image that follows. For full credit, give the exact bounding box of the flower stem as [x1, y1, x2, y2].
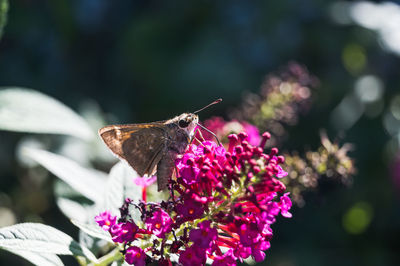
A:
[90, 248, 122, 266]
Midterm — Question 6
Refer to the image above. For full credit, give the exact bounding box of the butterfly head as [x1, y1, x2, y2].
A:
[176, 113, 199, 138]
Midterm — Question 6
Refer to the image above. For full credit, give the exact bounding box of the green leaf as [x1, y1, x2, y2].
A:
[2, 248, 64, 266]
[104, 162, 141, 217]
[70, 220, 112, 243]
[111, 259, 130, 266]
[0, 0, 8, 40]
[0, 223, 97, 262]
[54, 179, 86, 199]
[56, 197, 91, 223]
[54, 180, 101, 227]
[23, 147, 107, 202]
[0, 88, 94, 140]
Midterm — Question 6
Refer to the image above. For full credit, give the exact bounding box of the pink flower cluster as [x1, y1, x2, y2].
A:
[201, 116, 261, 146]
[96, 130, 292, 266]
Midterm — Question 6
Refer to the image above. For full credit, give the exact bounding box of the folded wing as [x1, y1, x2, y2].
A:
[99, 124, 167, 177]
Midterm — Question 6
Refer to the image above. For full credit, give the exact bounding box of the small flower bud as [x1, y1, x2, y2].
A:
[260, 132, 271, 148]
[228, 134, 238, 152]
[270, 147, 278, 156]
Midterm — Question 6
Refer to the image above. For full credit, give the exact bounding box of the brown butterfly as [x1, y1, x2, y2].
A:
[99, 99, 221, 191]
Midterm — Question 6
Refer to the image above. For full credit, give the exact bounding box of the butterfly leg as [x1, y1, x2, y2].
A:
[190, 128, 203, 145]
[195, 127, 206, 142]
[190, 128, 206, 146]
[195, 123, 221, 146]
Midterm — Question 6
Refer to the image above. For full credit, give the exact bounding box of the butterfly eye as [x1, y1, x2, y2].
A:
[179, 119, 190, 128]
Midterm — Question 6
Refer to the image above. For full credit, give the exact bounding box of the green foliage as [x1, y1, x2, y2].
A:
[1, 249, 64, 266]
[0, 0, 8, 40]
[0, 88, 146, 265]
[0, 223, 97, 264]
[105, 162, 142, 217]
[70, 220, 112, 243]
[23, 147, 106, 203]
[0, 88, 94, 140]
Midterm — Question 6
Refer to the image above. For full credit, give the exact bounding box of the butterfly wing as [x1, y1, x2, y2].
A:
[99, 123, 167, 177]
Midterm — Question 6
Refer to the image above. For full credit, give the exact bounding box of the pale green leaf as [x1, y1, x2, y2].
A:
[79, 230, 108, 257]
[111, 260, 130, 266]
[1, 248, 64, 266]
[0, 88, 94, 140]
[23, 147, 106, 202]
[103, 162, 141, 218]
[56, 197, 90, 223]
[54, 179, 85, 199]
[70, 220, 112, 243]
[54, 180, 97, 223]
[0, 223, 97, 262]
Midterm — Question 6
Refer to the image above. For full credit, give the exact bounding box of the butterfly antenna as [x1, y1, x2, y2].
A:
[196, 123, 221, 146]
[193, 98, 222, 114]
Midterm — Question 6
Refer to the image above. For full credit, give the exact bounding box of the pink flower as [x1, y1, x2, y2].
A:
[251, 240, 270, 262]
[178, 246, 206, 266]
[145, 209, 172, 238]
[258, 207, 279, 226]
[176, 198, 204, 221]
[201, 117, 261, 146]
[133, 176, 157, 202]
[270, 156, 288, 178]
[96, 129, 292, 265]
[125, 246, 146, 266]
[173, 132, 290, 262]
[279, 193, 292, 218]
[276, 165, 288, 178]
[233, 245, 251, 261]
[179, 162, 200, 185]
[212, 249, 236, 266]
[242, 122, 261, 146]
[189, 220, 218, 249]
[95, 211, 116, 231]
[133, 176, 156, 187]
[110, 221, 138, 243]
[238, 222, 262, 247]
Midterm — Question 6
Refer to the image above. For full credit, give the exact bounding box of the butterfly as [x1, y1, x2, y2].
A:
[99, 99, 221, 191]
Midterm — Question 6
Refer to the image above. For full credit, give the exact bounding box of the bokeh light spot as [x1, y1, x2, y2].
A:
[0, 207, 16, 227]
[342, 43, 367, 74]
[331, 94, 364, 131]
[342, 202, 373, 234]
[383, 111, 400, 136]
[354, 75, 384, 103]
[349, 1, 400, 55]
[330, 1, 352, 25]
[390, 94, 400, 120]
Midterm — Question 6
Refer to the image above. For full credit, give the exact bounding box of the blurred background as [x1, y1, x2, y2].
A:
[0, 0, 399, 265]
